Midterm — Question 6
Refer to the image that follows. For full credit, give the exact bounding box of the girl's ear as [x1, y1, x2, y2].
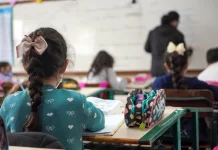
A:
[164, 63, 169, 71]
[60, 59, 69, 74]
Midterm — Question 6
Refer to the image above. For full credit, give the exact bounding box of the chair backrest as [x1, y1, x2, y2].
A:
[2, 82, 13, 94]
[0, 116, 9, 149]
[8, 132, 64, 149]
[79, 82, 110, 88]
[165, 89, 214, 117]
[78, 82, 111, 99]
[165, 89, 214, 107]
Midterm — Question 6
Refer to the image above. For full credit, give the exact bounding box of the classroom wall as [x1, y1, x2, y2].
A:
[12, 0, 218, 73]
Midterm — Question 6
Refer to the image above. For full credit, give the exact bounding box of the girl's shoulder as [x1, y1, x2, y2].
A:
[45, 88, 86, 99]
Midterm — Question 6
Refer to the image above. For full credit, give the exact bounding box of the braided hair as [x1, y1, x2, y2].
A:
[165, 51, 188, 89]
[22, 27, 67, 131]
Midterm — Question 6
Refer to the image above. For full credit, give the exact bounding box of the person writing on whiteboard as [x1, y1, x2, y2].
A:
[145, 11, 192, 77]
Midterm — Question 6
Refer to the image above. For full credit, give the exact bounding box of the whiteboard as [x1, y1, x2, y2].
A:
[0, 7, 13, 64]
[12, 0, 218, 72]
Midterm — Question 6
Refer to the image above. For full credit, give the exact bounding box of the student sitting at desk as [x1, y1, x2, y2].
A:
[152, 42, 218, 100]
[198, 47, 218, 87]
[152, 42, 218, 141]
[87, 50, 128, 90]
[0, 62, 13, 83]
[0, 27, 105, 150]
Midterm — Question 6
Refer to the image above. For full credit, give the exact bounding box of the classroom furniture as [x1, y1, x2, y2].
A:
[1, 82, 13, 94]
[164, 89, 216, 150]
[79, 87, 115, 99]
[8, 132, 63, 149]
[83, 107, 186, 150]
[80, 82, 110, 88]
[79, 83, 111, 99]
[126, 78, 156, 90]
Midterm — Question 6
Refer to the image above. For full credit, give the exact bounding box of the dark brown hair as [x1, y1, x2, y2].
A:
[165, 50, 188, 89]
[206, 47, 218, 64]
[88, 50, 114, 76]
[22, 27, 67, 131]
[161, 11, 180, 25]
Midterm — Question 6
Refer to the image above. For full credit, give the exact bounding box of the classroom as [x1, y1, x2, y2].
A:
[0, 0, 218, 150]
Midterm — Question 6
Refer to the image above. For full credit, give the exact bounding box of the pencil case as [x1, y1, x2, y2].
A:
[124, 89, 166, 129]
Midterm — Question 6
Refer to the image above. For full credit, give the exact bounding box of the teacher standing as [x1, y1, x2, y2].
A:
[145, 11, 190, 77]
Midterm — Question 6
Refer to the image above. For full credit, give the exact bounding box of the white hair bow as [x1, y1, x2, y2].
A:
[167, 42, 186, 56]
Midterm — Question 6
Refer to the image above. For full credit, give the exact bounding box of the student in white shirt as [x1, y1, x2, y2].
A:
[198, 47, 218, 86]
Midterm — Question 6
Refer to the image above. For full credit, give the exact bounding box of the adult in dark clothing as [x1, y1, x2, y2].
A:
[145, 11, 192, 77]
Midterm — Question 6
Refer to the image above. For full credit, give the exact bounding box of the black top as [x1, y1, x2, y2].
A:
[145, 25, 185, 77]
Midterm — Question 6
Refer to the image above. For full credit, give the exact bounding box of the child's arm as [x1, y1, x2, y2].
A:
[82, 95, 105, 132]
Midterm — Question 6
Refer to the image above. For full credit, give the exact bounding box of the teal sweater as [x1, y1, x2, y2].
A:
[0, 85, 105, 150]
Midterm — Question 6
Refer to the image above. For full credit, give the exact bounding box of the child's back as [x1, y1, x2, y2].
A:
[1, 85, 104, 150]
[153, 42, 218, 100]
[152, 42, 217, 141]
[0, 27, 105, 150]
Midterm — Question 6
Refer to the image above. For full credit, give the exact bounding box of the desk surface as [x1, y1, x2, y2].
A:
[78, 87, 106, 96]
[83, 107, 185, 145]
[127, 78, 156, 89]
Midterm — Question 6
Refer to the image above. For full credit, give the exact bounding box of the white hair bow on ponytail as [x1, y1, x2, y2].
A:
[167, 42, 186, 56]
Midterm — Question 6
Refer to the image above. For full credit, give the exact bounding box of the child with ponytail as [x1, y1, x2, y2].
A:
[153, 41, 218, 100]
[153, 42, 218, 142]
[0, 27, 105, 150]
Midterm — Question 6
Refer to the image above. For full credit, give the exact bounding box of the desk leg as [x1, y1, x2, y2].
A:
[212, 108, 218, 148]
[192, 112, 199, 150]
[173, 118, 181, 150]
[108, 89, 114, 100]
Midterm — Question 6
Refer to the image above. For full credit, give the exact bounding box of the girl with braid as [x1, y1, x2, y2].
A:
[0, 27, 105, 150]
[153, 42, 218, 142]
[153, 42, 218, 100]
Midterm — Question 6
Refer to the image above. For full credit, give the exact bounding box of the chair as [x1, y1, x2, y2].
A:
[8, 132, 64, 149]
[162, 89, 216, 149]
[1, 82, 13, 95]
[79, 82, 110, 88]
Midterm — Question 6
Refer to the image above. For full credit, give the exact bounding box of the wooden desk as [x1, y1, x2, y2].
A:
[127, 78, 156, 89]
[84, 107, 186, 149]
[78, 88, 114, 99]
[79, 87, 105, 96]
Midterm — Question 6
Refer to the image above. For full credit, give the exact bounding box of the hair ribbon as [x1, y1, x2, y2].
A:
[167, 42, 186, 56]
[16, 35, 48, 58]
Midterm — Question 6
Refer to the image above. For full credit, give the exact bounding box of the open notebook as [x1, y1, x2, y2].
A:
[86, 97, 123, 115]
[83, 114, 124, 136]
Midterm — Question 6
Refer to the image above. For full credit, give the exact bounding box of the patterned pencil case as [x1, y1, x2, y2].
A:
[124, 89, 166, 129]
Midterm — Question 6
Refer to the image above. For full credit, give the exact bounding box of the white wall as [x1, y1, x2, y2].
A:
[12, 0, 218, 72]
